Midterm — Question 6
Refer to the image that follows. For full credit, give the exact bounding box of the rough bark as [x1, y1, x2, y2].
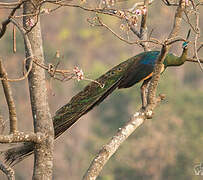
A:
[23, 2, 54, 180]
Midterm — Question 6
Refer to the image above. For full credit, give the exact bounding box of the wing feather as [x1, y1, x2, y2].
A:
[118, 63, 154, 89]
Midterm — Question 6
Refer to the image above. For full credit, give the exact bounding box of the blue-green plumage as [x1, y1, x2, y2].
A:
[139, 51, 160, 65]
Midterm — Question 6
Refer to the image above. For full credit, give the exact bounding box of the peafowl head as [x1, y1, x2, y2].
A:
[182, 41, 189, 50]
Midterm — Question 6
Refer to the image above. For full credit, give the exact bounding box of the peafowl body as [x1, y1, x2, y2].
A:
[2, 46, 188, 165]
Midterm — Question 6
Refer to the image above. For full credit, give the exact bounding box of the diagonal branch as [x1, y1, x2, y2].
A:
[83, 109, 156, 180]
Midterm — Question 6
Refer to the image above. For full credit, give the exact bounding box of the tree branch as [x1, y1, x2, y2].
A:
[87, 16, 162, 47]
[0, 60, 18, 133]
[83, 110, 153, 180]
[0, 132, 45, 143]
[147, 0, 186, 109]
[192, 3, 203, 71]
[186, 58, 203, 64]
[0, 56, 33, 82]
[139, 0, 150, 51]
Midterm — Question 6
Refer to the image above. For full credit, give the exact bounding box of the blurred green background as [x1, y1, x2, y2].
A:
[0, 0, 203, 179]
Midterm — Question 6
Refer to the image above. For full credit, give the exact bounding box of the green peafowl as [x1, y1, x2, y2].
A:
[2, 42, 188, 166]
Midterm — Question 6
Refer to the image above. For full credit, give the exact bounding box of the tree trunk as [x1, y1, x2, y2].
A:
[23, 2, 54, 179]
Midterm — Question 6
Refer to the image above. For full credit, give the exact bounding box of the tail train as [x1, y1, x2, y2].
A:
[2, 57, 133, 166]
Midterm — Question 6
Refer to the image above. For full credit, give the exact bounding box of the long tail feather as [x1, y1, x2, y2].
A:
[1, 142, 34, 166]
[54, 77, 123, 138]
[1, 57, 133, 166]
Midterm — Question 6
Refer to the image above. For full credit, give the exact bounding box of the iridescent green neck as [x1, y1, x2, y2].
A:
[164, 47, 188, 67]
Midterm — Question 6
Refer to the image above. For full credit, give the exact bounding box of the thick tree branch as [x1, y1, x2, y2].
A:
[147, 0, 186, 109]
[147, 45, 169, 109]
[0, 132, 45, 143]
[168, 0, 186, 39]
[83, 110, 153, 180]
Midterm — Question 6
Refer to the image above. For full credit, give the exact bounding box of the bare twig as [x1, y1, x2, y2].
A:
[43, 1, 121, 18]
[192, 4, 203, 71]
[197, 43, 203, 52]
[183, 10, 198, 33]
[0, 57, 33, 82]
[13, 4, 63, 18]
[13, 25, 16, 53]
[165, 37, 186, 45]
[88, 16, 162, 46]
[0, 2, 20, 7]
[0, 60, 18, 133]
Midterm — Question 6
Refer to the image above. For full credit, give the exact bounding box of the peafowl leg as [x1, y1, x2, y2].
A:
[140, 78, 151, 109]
